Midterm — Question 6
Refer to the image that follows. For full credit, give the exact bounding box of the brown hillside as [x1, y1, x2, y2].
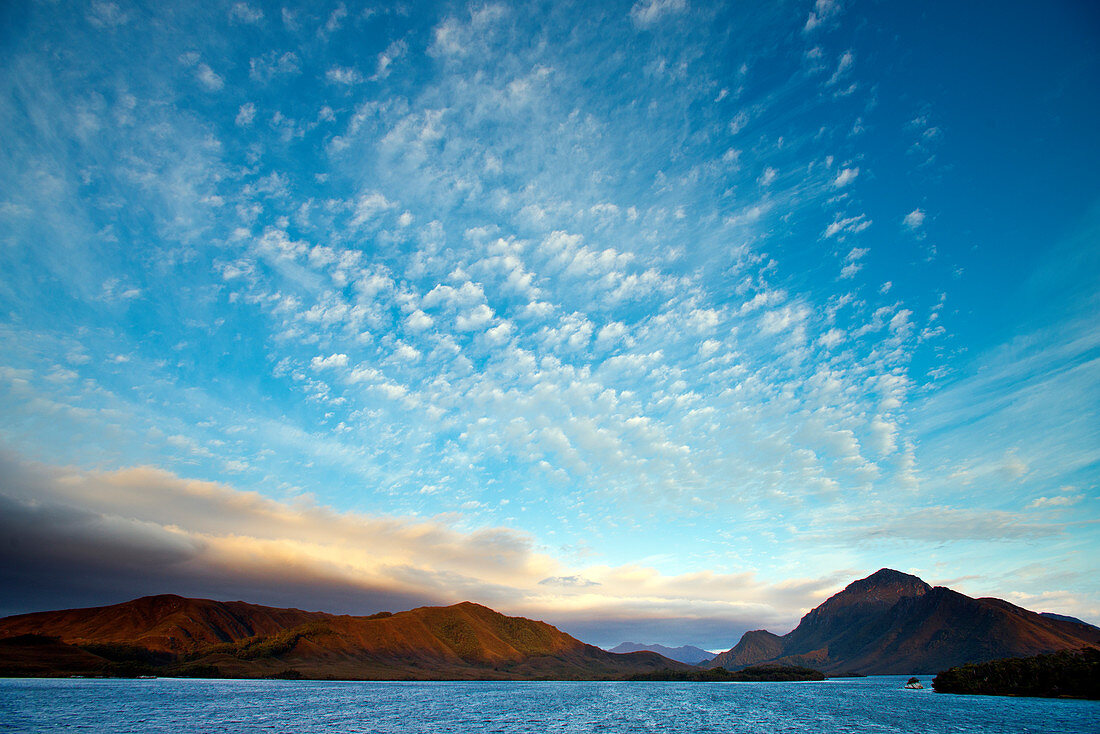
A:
[0, 594, 331, 653]
[0, 635, 112, 677]
[0, 596, 685, 680]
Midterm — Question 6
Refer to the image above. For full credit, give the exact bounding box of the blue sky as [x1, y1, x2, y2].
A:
[0, 0, 1097, 649]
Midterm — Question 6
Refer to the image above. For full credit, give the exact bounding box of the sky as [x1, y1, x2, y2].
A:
[0, 0, 1097, 651]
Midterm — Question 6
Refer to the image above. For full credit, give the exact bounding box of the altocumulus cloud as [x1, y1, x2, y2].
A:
[2, 0, 1097, 638]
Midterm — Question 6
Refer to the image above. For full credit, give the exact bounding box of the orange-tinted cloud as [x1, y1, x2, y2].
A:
[0, 449, 839, 648]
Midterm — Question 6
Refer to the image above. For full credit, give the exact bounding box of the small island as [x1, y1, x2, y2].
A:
[932, 647, 1100, 699]
[626, 664, 826, 682]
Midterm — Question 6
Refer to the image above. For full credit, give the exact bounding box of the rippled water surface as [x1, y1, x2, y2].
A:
[2, 675, 1097, 733]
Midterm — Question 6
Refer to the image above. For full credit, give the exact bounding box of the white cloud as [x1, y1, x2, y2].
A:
[827, 51, 854, 86]
[630, 0, 687, 28]
[832, 167, 859, 187]
[254, 227, 309, 260]
[739, 289, 784, 314]
[325, 3, 348, 34]
[595, 322, 629, 350]
[311, 354, 349, 370]
[760, 305, 808, 336]
[485, 321, 514, 344]
[250, 52, 300, 82]
[196, 64, 224, 91]
[350, 192, 396, 227]
[393, 343, 421, 361]
[455, 304, 495, 331]
[889, 309, 913, 338]
[818, 328, 844, 348]
[523, 301, 555, 319]
[87, 1, 128, 28]
[687, 308, 720, 333]
[869, 416, 898, 456]
[699, 339, 721, 357]
[803, 0, 839, 32]
[729, 110, 750, 135]
[538, 312, 594, 352]
[430, 18, 467, 57]
[840, 262, 862, 279]
[824, 214, 871, 238]
[903, 209, 926, 229]
[422, 281, 486, 310]
[1000, 451, 1029, 480]
[811, 506, 1063, 545]
[1027, 494, 1083, 509]
[327, 67, 364, 85]
[229, 3, 263, 24]
[759, 167, 778, 186]
[373, 40, 407, 80]
[429, 5, 507, 58]
[405, 310, 434, 331]
[538, 231, 632, 278]
[235, 103, 256, 127]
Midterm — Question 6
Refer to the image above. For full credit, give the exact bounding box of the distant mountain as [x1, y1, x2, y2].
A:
[707, 569, 1100, 675]
[608, 642, 714, 665]
[0, 595, 688, 680]
[1041, 612, 1098, 630]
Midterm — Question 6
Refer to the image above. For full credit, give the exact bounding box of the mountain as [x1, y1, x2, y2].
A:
[0, 594, 330, 653]
[0, 595, 688, 680]
[608, 642, 714, 665]
[707, 569, 1100, 675]
[1041, 612, 1099, 630]
[709, 629, 784, 669]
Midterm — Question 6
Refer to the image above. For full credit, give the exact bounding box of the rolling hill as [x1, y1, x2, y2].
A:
[0, 596, 685, 680]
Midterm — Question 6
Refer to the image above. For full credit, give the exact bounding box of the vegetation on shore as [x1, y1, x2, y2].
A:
[626, 664, 826, 682]
[932, 647, 1100, 699]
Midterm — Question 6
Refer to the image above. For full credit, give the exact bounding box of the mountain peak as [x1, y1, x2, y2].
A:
[779, 569, 932, 652]
[707, 569, 1100, 675]
[849, 568, 930, 592]
[812, 569, 930, 612]
[128, 594, 190, 608]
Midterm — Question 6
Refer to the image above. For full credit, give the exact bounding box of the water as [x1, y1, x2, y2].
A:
[1, 675, 1096, 733]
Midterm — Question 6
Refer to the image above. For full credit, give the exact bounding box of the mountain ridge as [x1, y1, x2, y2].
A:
[706, 568, 1100, 674]
[0, 596, 688, 680]
[5, 569, 1097, 678]
[607, 642, 713, 665]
